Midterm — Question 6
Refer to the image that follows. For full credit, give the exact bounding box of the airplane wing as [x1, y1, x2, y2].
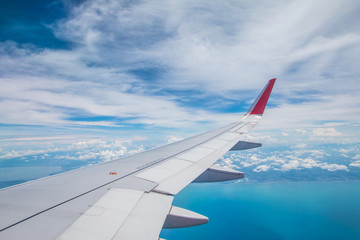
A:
[0, 78, 276, 240]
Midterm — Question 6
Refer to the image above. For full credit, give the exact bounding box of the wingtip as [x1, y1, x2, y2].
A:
[269, 78, 276, 84]
[247, 78, 276, 115]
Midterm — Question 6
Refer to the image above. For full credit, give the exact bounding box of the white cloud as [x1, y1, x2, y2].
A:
[292, 143, 307, 149]
[253, 165, 271, 172]
[0, 149, 47, 159]
[0, 76, 239, 127]
[228, 145, 350, 173]
[0, 137, 146, 163]
[216, 157, 238, 169]
[0, 0, 359, 147]
[320, 163, 348, 171]
[340, 148, 352, 153]
[281, 159, 306, 171]
[295, 129, 309, 135]
[243, 132, 277, 144]
[301, 158, 321, 169]
[312, 128, 342, 137]
[350, 161, 360, 167]
[166, 135, 184, 144]
[321, 164, 349, 172]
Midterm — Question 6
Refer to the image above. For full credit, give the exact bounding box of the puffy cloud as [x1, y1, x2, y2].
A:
[277, 157, 348, 172]
[350, 161, 360, 167]
[295, 129, 309, 135]
[292, 143, 307, 149]
[0, 137, 146, 163]
[312, 128, 342, 137]
[227, 145, 350, 173]
[0, 149, 47, 159]
[300, 158, 321, 169]
[216, 157, 238, 169]
[281, 160, 301, 171]
[320, 163, 348, 171]
[253, 165, 271, 172]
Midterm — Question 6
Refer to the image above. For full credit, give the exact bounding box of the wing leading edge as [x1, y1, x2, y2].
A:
[0, 78, 276, 240]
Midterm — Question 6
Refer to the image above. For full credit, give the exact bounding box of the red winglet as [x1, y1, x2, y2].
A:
[247, 78, 276, 115]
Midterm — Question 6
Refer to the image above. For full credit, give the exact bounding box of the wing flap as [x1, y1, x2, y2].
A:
[112, 191, 173, 240]
[58, 189, 173, 240]
[58, 188, 143, 240]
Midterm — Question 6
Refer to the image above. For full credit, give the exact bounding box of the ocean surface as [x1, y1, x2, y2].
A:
[160, 181, 360, 240]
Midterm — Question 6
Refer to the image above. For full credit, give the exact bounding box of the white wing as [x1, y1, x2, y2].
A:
[0, 79, 276, 240]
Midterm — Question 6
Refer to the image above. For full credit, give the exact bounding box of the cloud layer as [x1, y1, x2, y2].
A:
[217, 144, 359, 174]
[0, 0, 359, 159]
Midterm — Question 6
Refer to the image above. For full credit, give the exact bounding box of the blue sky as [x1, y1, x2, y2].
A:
[1, 0, 360, 181]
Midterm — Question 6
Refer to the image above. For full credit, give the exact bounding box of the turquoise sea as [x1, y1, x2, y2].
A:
[160, 181, 360, 240]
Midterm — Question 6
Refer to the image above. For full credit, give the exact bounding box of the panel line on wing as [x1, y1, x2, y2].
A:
[57, 189, 173, 240]
[176, 147, 215, 163]
[216, 132, 240, 141]
[57, 188, 144, 240]
[200, 138, 230, 150]
[135, 158, 194, 183]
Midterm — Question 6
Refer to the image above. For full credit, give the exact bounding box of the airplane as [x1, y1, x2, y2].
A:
[0, 78, 276, 240]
